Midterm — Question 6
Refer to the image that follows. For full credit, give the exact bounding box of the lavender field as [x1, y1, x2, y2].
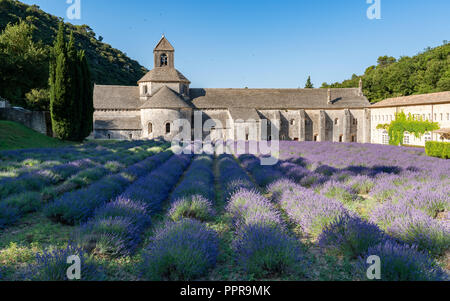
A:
[0, 141, 448, 281]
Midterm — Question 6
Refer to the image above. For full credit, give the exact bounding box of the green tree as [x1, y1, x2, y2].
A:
[305, 76, 314, 88]
[25, 88, 49, 111]
[49, 22, 71, 140]
[67, 31, 82, 139]
[377, 56, 397, 68]
[79, 50, 94, 139]
[0, 20, 47, 106]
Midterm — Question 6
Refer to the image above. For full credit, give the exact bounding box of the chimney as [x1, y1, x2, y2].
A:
[358, 78, 363, 96]
[327, 88, 332, 104]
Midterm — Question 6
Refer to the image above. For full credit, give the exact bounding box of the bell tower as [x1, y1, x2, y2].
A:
[154, 35, 174, 68]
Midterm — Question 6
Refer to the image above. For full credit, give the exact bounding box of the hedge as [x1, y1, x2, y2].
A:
[425, 141, 450, 159]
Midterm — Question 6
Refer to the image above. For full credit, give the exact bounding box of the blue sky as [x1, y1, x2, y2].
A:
[21, 0, 450, 88]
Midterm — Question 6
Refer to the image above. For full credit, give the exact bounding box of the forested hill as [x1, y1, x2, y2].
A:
[0, 0, 148, 87]
[322, 42, 450, 103]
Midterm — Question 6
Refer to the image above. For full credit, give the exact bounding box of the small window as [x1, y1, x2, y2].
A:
[424, 132, 432, 142]
[246, 134, 249, 141]
[107, 134, 111, 140]
[351, 135, 356, 143]
[339, 135, 343, 143]
[160, 54, 168, 66]
[129, 133, 133, 140]
[268, 136, 272, 141]
[403, 133, 410, 145]
[440, 113, 443, 121]
[353, 118, 358, 125]
[335, 118, 339, 125]
[382, 131, 389, 145]
[447, 113, 449, 121]
[143, 85, 148, 94]
[166, 122, 171, 134]
[314, 135, 318, 142]
[290, 120, 295, 126]
[148, 122, 153, 134]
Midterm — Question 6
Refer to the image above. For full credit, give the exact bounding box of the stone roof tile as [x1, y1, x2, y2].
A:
[371, 91, 450, 108]
[138, 67, 190, 83]
[93, 85, 140, 110]
[189, 88, 369, 109]
[140, 86, 192, 109]
[94, 116, 141, 130]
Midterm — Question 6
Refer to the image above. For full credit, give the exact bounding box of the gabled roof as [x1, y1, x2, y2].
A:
[94, 85, 140, 110]
[140, 86, 192, 109]
[371, 91, 450, 108]
[190, 88, 370, 109]
[138, 67, 190, 84]
[94, 117, 142, 130]
[229, 108, 260, 121]
[154, 36, 174, 52]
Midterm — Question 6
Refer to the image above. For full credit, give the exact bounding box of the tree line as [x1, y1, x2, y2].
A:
[321, 42, 450, 103]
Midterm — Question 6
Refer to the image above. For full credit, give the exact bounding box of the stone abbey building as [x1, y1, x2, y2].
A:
[93, 36, 372, 143]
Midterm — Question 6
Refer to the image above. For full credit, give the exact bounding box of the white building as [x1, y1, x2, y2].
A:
[371, 92, 450, 146]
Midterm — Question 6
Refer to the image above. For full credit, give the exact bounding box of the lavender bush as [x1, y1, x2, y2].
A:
[218, 154, 256, 199]
[24, 244, 105, 281]
[357, 240, 447, 281]
[169, 195, 215, 222]
[75, 216, 141, 258]
[227, 189, 283, 230]
[232, 224, 306, 278]
[141, 219, 219, 281]
[318, 214, 385, 259]
[279, 187, 348, 238]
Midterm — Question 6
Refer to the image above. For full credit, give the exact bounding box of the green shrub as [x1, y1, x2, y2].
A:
[425, 141, 450, 159]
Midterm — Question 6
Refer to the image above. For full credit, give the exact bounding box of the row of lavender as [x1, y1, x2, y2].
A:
[44, 149, 175, 226]
[0, 140, 166, 190]
[20, 149, 194, 280]
[0, 141, 153, 182]
[217, 153, 308, 278]
[237, 147, 448, 280]
[0, 143, 168, 229]
[140, 155, 219, 280]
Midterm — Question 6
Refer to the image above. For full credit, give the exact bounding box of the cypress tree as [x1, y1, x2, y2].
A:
[67, 32, 82, 140]
[50, 22, 71, 140]
[305, 76, 314, 88]
[79, 50, 94, 138]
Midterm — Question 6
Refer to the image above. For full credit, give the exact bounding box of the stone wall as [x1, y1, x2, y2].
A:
[94, 130, 142, 140]
[0, 107, 51, 136]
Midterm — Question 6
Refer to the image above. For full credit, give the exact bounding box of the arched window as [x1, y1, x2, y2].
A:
[143, 85, 148, 95]
[165, 122, 171, 134]
[335, 118, 339, 125]
[148, 122, 153, 134]
[160, 54, 168, 66]
[339, 135, 343, 143]
[290, 120, 295, 126]
[314, 134, 318, 142]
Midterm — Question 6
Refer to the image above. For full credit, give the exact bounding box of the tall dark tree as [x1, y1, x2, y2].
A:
[50, 22, 72, 140]
[67, 31, 82, 139]
[79, 50, 94, 139]
[305, 76, 314, 88]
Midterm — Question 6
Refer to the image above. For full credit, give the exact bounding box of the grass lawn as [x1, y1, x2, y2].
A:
[0, 121, 74, 151]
